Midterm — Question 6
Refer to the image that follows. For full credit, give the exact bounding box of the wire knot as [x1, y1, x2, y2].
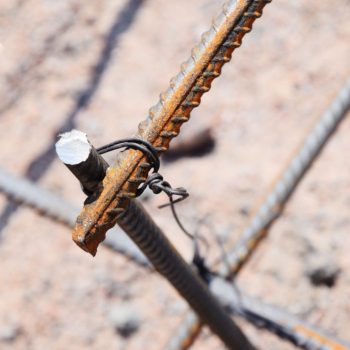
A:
[97, 137, 189, 206]
[139, 172, 188, 206]
[147, 173, 164, 195]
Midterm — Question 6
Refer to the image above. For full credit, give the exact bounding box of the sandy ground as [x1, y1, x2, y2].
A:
[0, 0, 349, 349]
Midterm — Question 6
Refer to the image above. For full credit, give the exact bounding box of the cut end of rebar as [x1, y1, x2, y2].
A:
[72, 207, 116, 256]
[72, 227, 105, 257]
[73, 238, 98, 257]
[55, 129, 91, 165]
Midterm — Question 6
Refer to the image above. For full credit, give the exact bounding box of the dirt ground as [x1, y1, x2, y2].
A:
[0, 0, 350, 349]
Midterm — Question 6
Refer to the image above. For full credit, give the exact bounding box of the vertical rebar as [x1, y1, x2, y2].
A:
[64, 1, 272, 348]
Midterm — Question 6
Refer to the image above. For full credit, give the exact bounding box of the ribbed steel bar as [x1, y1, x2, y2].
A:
[0, 167, 77, 226]
[71, 0, 272, 253]
[0, 166, 148, 266]
[163, 77, 350, 350]
[118, 199, 256, 350]
[210, 278, 350, 350]
[236, 300, 350, 350]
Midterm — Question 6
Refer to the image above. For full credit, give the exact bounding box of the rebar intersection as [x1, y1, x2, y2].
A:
[71, 0, 272, 255]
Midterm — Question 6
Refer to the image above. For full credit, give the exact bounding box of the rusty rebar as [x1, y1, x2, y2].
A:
[0, 0, 146, 238]
[3, 157, 347, 350]
[71, 0, 272, 253]
[163, 77, 350, 350]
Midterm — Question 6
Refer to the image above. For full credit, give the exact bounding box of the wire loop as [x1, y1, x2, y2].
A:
[97, 137, 160, 172]
[97, 138, 194, 237]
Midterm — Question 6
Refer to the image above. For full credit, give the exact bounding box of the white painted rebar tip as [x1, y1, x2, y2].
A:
[55, 129, 91, 165]
[55, 129, 108, 196]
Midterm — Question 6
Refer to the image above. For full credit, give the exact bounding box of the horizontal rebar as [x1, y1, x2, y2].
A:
[0, 166, 148, 266]
[3, 162, 346, 350]
[163, 77, 350, 350]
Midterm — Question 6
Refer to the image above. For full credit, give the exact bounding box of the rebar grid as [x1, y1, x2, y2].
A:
[2, 0, 349, 348]
[72, 0, 272, 253]
[163, 78, 350, 350]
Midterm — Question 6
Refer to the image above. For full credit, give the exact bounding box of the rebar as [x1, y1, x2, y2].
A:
[163, 77, 350, 350]
[0, 166, 148, 266]
[0, 167, 77, 226]
[0, 0, 145, 238]
[71, 0, 272, 253]
[118, 200, 256, 350]
[64, 1, 272, 348]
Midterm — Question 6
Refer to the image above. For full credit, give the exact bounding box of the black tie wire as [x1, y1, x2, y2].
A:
[97, 138, 195, 240]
